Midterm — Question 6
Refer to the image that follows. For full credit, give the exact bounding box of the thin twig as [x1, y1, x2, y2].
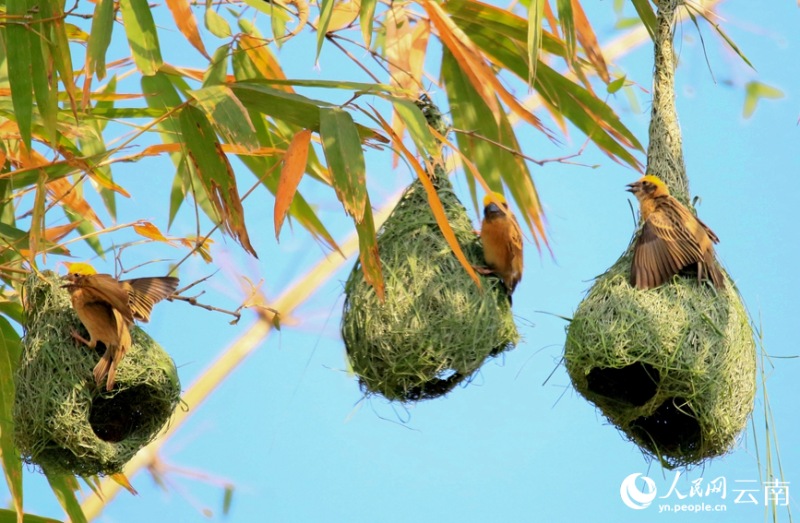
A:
[451, 128, 594, 167]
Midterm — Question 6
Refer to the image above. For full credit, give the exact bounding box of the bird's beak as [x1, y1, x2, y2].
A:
[625, 182, 639, 193]
[486, 202, 501, 214]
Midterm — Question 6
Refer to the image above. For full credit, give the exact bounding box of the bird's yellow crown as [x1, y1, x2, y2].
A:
[66, 262, 98, 275]
[483, 191, 507, 208]
[639, 175, 669, 193]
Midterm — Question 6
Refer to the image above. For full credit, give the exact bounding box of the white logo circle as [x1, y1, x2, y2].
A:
[620, 473, 657, 510]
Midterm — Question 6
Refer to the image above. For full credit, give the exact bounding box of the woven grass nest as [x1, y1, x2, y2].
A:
[14, 272, 181, 476]
[342, 173, 519, 402]
[565, 248, 754, 467]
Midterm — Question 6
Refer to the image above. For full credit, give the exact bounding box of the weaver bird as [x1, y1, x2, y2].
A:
[626, 175, 724, 290]
[62, 262, 179, 391]
[476, 192, 524, 296]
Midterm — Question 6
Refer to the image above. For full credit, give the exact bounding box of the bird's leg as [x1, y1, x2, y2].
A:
[70, 329, 93, 348]
[472, 265, 495, 275]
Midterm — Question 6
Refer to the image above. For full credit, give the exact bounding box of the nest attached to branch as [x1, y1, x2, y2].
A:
[14, 272, 181, 476]
[565, 251, 754, 467]
[564, 0, 755, 467]
[342, 173, 519, 402]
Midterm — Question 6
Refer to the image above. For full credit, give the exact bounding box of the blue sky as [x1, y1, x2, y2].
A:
[10, 0, 800, 521]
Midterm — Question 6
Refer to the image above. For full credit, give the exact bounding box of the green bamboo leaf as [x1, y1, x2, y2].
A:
[0, 315, 22, 519]
[391, 98, 436, 157]
[354, 193, 384, 300]
[29, 19, 57, 144]
[527, 0, 544, 83]
[6, 0, 33, 149]
[0, 303, 24, 326]
[86, 0, 114, 79]
[41, 0, 77, 110]
[320, 107, 366, 222]
[119, 0, 163, 75]
[630, 0, 656, 42]
[203, 45, 230, 87]
[205, 6, 232, 38]
[179, 105, 258, 257]
[359, 0, 378, 48]
[556, 0, 575, 58]
[445, 0, 566, 58]
[45, 474, 86, 523]
[743, 81, 784, 119]
[222, 485, 234, 516]
[188, 85, 259, 151]
[316, 0, 335, 62]
[0, 508, 62, 523]
[691, 7, 754, 70]
[232, 83, 386, 144]
[607, 75, 626, 94]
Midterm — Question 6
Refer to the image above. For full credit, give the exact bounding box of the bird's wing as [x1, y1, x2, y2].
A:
[695, 215, 720, 244]
[124, 276, 179, 322]
[508, 216, 523, 261]
[631, 204, 705, 289]
[80, 274, 135, 323]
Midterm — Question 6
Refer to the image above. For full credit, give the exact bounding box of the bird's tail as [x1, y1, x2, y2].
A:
[703, 251, 725, 290]
[93, 350, 117, 391]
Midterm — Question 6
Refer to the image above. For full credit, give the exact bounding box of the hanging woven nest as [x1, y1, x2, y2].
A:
[564, 0, 755, 468]
[342, 170, 519, 402]
[14, 272, 181, 476]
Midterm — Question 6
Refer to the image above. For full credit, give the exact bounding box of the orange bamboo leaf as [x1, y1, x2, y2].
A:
[571, 0, 609, 83]
[133, 221, 171, 243]
[372, 109, 481, 289]
[238, 35, 294, 93]
[165, 0, 209, 59]
[47, 178, 104, 228]
[110, 472, 138, 495]
[274, 129, 312, 240]
[43, 222, 81, 243]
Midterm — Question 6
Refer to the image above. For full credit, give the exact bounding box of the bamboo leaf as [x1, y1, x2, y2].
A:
[188, 85, 259, 151]
[166, 0, 209, 58]
[179, 105, 258, 257]
[205, 6, 232, 38]
[6, 0, 33, 149]
[203, 45, 230, 87]
[0, 315, 22, 521]
[274, 129, 312, 239]
[320, 108, 366, 222]
[316, 0, 335, 62]
[29, 22, 57, 144]
[119, 0, 164, 75]
[40, 0, 77, 113]
[354, 193, 384, 301]
[134, 221, 170, 243]
[743, 81, 784, 118]
[86, 0, 114, 79]
[527, 0, 544, 83]
[45, 474, 86, 523]
[571, 0, 609, 83]
[391, 98, 436, 158]
[630, 0, 657, 42]
[607, 75, 626, 94]
[556, 0, 575, 59]
[359, 0, 378, 47]
[0, 509, 61, 523]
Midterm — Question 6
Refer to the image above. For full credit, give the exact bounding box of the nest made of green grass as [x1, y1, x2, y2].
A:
[342, 176, 519, 402]
[565, 249, 755, 468]
[14, 272, 181, 476]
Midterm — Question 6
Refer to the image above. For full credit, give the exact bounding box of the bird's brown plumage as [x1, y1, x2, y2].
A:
[479, 192, 524, 296]
[63, 269, 179, 390]
[626, 175, 724, 290]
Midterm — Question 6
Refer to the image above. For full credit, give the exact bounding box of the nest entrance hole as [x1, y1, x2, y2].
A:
[89, 385, 169, 443]
[586, 362, 660, 407]
[630, 396, 702, 455]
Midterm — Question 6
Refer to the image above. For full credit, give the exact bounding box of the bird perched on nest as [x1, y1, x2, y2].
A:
[62, 263, 179, 391]
[476, 191, 524, 298]
[626, 175, 724, 290]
